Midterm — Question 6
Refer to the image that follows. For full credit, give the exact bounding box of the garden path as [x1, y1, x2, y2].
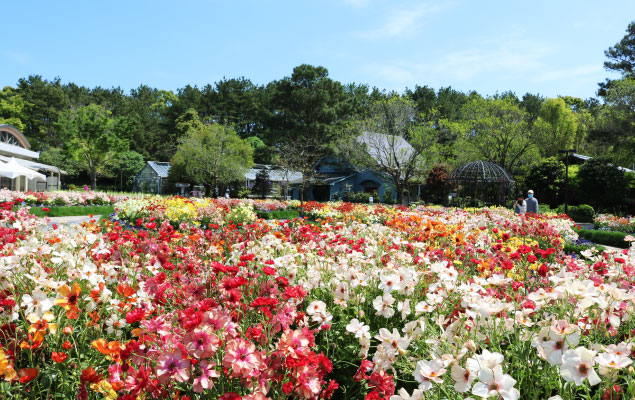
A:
[46, 215, 101, 228]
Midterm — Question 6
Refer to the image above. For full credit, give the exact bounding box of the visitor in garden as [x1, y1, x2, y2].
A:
[513, 194, 526, 214]
[225, 188, 230, 199]
[526, 189, 539, 214]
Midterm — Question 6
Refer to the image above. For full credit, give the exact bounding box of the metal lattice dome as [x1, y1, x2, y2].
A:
[445, 161, 515, 207]
[448, 160, 514, 184]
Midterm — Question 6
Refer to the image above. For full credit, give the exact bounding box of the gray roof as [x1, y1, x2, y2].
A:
[147, 161, 171, 178]
[244, 165, 303, 183]
[571, 153, 633, 173]
[357, 131, 416, 166]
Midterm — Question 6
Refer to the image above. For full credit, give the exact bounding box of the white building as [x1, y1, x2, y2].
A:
[0, 124, 65, 191]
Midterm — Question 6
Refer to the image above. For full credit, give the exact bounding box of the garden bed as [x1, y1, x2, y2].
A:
[575, 227, 630, 249]
[255, 209, 300, 220]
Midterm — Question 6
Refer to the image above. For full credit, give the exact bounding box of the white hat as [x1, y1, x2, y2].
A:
[528, 189, 534, 194]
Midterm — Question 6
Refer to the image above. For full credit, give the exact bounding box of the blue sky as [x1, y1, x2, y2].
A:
[2, 1, 634, 99]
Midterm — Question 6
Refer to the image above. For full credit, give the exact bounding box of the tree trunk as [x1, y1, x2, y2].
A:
[91, 170, 97, 191]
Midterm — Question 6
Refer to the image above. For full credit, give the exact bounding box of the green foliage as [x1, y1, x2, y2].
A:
[532, 98, 579, 158]
[524, 157, 565, 207]
[342, 191, 375, 203]
[28, 205, 114, 217]
[252, 168, 271, 198]
[454, 97, 535, 174]
[56, 104, 128, 190]
[577, 158, 628, 211]
[0, 86, 28, 130]
[556, 204, 595, 222]
[575, 228, 630, 248]
[38, 147, 80, 176]
[169, 115, 253, 191]
[255, 210, 300, 220]
[563, 241, 606, 256]
[425, 164, 450, 204]
[603, 21, 635, 79]
[113, 150, 145, 190]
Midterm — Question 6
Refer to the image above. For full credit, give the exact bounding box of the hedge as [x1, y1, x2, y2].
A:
[256, 210, 300, 220]
[28, 205, 115, 218]
[575, 228, 629, 249]
[563, 242, 606, 256]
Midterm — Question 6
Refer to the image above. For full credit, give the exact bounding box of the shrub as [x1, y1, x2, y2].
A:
[343, 191, 372, 204]
[575, 228, 629, 248]
[577, 157, 628, 211]
[556, 204, 595, 222]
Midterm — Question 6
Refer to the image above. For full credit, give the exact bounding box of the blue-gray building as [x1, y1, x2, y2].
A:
[291, 155, 396, 201]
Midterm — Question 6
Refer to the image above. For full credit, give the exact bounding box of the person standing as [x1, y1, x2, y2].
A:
[525, 189, 539, 214]
[513, 194, 526, 214]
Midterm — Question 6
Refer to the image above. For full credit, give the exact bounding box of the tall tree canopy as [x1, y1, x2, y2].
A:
[532, 98, 579, 157]
[169, 113, 253, 193]
[268, 64, 351, 201]
[57, 104, 128, 190]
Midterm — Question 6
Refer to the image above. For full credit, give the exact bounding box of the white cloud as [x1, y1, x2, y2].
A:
[358, 3, 447, 38]
[531, 65, 602, 83]
[3, 51, 30, 65]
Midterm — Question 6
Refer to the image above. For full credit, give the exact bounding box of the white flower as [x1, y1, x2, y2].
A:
[451, 358, 479, 393]
[345, 318, 370, 339]
[379, 273, 402, 293]
[397, 299, 411, 320]
[472, 365, 519, 400]
[595, 351, 632, 376]
[414, 301, 434, 315]
[105, 314, 126, 337]
[390, 388, 423, 400]
[414, 359, 446, 391]
[306, 300, 326, 315]
[559, 347, 601, 386]
[375, 328, 410, 355]
[475, 349, 504, 372]
[373, 293, 395, 318]
[20, 288, 54, 316]
[333, 281, 349, 301]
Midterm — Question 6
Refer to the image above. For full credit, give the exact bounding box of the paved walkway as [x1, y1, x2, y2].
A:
[47, 215, 101, 228]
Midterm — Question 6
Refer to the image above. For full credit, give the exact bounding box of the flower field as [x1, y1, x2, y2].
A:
[0, 189, 124, 207]
[595, 214, 635, 234]
[1, 196, 635, 399]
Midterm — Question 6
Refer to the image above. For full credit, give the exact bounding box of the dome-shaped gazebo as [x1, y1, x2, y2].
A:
[446, 160, 515, 207]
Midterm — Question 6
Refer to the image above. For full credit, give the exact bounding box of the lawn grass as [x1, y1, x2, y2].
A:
[256, 210, 300, 220]
[28, 205, 115, 218]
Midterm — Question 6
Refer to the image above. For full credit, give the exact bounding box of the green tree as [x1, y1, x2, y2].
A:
[113, 150, 145, 191]
[532, 98, 579, 157]
[593, 78, 635, 168]
[520, 93, 544, 124]
[268, 64, 351, 201]
[16, 75, 69, 148]
[169, 117, 253, 193]
[599, 21, 635, 95]
[577, 157, 628, 211]
[454, 97, 535, 174]
[523, 158, 565, 207]
[346, 96, 438, 204]
[0, 86, 28, 131]
[57, 104, 128, 190]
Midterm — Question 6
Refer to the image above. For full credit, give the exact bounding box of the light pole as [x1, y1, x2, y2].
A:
[558, 149, 575, 214]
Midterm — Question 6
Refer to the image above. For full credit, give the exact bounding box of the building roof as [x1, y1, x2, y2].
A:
[244, 165, 303, 182]
[356, 131, 416, 167]
[147, 161, 171, 178]
[0, 155, 67, 175]
[570, 153, 633, 173]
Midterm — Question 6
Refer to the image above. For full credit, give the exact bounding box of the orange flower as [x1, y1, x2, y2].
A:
[18, 368, 38, 384]
[51, 352, 68, 363]
[19, 331, 45, 350]
[55, 283, 81, 319]
[80, 367, 101, 384]
[92, 339, 123, 362]
[62, 341, 72, 350]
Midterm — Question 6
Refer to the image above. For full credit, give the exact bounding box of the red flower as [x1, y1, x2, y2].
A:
[19, 368, 38, 384]
[80, 367, 102, 384]
[51, 352, 68, 363]
[218, 393, 242, 400]
[42, 207, 50, 212]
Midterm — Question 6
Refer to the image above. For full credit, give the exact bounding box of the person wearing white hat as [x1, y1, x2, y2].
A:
[526, 189, 539, 214]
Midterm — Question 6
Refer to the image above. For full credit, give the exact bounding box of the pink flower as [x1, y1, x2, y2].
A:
[124, 365, 151, 395]
[222, 338, 263, 379]
[193, 360, 220, 393]
[184, 329, 220, 359]
[156, 348, 190, 384]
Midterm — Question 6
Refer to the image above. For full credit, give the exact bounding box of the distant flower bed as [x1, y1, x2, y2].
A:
[0, 189, 123, 206]
[594, 213, 635, 233]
